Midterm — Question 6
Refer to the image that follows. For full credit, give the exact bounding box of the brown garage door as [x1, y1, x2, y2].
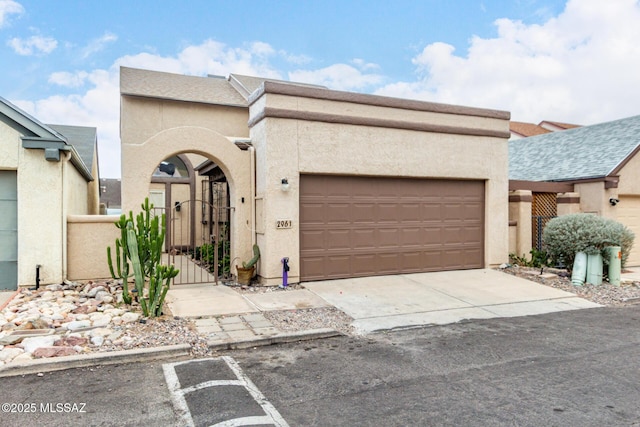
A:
[300, 175, 484, 281]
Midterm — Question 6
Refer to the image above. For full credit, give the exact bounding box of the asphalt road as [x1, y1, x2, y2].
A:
[2, 305, 640, 426]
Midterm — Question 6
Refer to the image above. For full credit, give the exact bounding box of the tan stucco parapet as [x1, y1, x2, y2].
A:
[248, 80, 511, 120]
[120, 67, 248, 108]
[248, 107, 511, 139]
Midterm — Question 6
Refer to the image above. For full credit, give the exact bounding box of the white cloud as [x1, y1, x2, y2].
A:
[279, 50, 312, 65]
[7, 35, 57, 55]
[375, 0, 640, 125]
[351, 58, 380, 71]
[48, 71, 90, 88]
[0, 0, 23, 28]
[14, 39, 293, 177]
[289, 63, 383, 91]
[14, 69, 120, 177]
[81, 32, 118, 59]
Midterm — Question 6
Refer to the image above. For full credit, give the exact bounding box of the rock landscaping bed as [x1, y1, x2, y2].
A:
[0, 280, 211, 367]
[500, 265, 640, 306]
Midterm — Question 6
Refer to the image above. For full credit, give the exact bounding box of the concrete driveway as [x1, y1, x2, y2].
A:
[304, 269, 601, 334]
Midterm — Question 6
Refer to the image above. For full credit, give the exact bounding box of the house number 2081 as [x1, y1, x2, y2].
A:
[276, 219, 292, 229]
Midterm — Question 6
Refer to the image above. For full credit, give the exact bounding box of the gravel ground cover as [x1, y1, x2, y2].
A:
[3, 266, 640, 366]
[500, 265, 640, 306]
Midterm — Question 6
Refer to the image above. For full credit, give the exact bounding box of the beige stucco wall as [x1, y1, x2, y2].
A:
[1, 120, 97, 287]
[575, 181, 617, 219]
[251, 92, 510, 284]
[508, 190, 533, 258]
[120, 97, 254, 270]
[17, 147, 65, 286]
[67, 215, 121, 280]
[0, 122, 19, 168]
[617, 153, 640, 196]
[557, 192, 581, 216]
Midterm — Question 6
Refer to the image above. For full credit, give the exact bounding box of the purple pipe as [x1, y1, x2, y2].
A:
[282, 257, 290, 287]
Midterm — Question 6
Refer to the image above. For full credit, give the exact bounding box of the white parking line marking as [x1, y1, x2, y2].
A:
[162, 362, 194, 427]
[163, 356, 290, 427]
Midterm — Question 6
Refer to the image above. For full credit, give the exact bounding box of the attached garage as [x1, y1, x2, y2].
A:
[300, 175, 484, 281]
[0, 170, 17, 290]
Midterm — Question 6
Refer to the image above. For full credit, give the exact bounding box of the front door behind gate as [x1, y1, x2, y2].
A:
[165, 199, 231, 285]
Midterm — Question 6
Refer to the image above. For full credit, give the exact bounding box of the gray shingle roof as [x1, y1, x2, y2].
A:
[509, 115, 640, 181]
[48, 124, 97, 173]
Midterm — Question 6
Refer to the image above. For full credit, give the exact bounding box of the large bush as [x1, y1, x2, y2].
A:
[542, 213, 634, 270]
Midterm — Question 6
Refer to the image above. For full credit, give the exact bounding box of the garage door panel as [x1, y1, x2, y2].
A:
[423, 204, 442, 219]
[300, 175, 484, 281]
[326, 229, 350, 251]
[326, 203, 351, 224]
[300, 257, 325, 279]
[300, 230, 324, 251]
[326, 256, 351, 276]
[300, 202, 325, 224]
[0, 170, 17, 290]
[400, 227, 422, 246]
[399, 203, 421, 222]
[0, 200, 17, 229]
[352, 254, 376, 275]
[0, 231, 17, 259]
[353, 203, 376, 223]
[376, 253, 400, 274]
[401, 251, 423, 270]
[353, 228, 376, 249]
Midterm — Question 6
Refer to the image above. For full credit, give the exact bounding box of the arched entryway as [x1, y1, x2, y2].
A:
[149, 153, 233, 283]
[121, 126, 253, 285]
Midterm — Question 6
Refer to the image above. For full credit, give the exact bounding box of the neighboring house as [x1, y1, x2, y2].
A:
[0, 97, 99, 290]
[510, 120, 581, 140]
[99, 178, 121, 213]
[509, 115, 640, 265]
[120, 67, 511, 285]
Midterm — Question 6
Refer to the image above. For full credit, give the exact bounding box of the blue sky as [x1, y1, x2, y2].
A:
[1, 0, 638, 178]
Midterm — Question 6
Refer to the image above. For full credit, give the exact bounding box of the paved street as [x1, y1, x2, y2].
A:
[2, 305, 640, 426]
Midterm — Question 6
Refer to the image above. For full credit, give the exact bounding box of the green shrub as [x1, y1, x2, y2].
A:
[194, 239, 231, 276]
[509, 248, 549, 268]
[542, 213, 634, 270]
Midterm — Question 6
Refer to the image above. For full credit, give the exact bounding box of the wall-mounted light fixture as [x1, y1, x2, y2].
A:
[175, 201, 181, 212]
[609, 198, 620, 206]
[281, 178, 290, 192]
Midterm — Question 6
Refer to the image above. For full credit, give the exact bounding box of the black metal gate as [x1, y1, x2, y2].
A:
[166, 198, 231, 285]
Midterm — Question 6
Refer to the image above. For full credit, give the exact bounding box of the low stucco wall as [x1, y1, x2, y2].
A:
[67, 215, 121, 280]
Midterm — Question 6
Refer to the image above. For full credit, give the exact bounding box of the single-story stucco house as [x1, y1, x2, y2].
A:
[120, 67, 511, 285]
[509, 114, 640, 265]
[0, 97, 100, 290]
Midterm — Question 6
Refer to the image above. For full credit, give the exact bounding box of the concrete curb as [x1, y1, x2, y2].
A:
[0, 289, 19, 311]
[0, 328, 343, 378]
[207, 328, 343, 351]
[0, 344, 191, 378]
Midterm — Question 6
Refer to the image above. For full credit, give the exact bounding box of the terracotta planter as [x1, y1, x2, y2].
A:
[236, 266, 255, 285]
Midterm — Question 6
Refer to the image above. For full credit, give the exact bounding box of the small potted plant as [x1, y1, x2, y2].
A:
[237, 244, 260, 285]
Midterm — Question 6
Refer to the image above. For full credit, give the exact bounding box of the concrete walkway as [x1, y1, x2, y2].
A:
[167, 268, 602, 338]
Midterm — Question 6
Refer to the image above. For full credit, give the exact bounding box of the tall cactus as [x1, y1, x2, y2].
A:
[107, 214, 133, 304]
[106, 197, 178, 317]
[126, 222, 145, 303]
